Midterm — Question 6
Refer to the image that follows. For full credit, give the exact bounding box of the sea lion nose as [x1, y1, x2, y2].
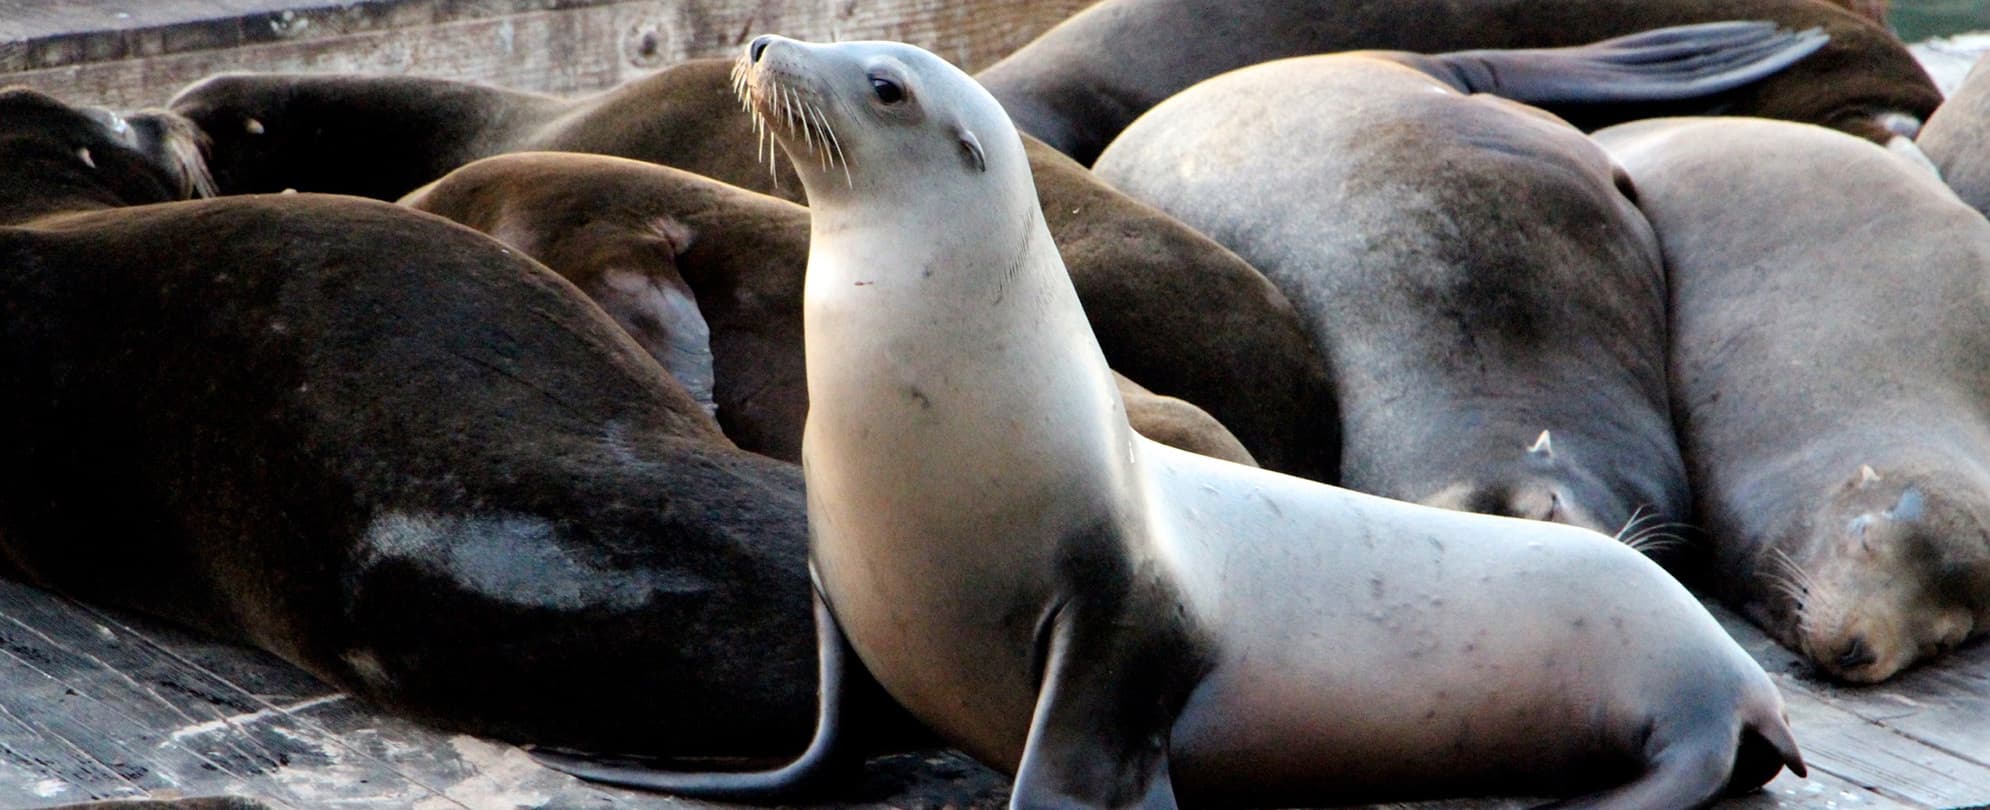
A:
[749, 35, 775, 63]
[1837, 636, 1876, 672]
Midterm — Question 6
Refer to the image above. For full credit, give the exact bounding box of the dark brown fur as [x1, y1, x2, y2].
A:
[401, 151, 1260, 467]
[172, 61, 1337, 481]
[0, 87, 881, 759]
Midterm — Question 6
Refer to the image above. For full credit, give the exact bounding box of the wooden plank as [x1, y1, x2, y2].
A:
[1800, 645, 1990, 772]
[1711, 601, 1990, 809]
[0, 577, 1022, 809]
[0, 0, 1092, 110]
[1776, 687, 1990, 809]
[10, 571, 1979, 809]
[0, 1, 643, 70]
[1370, 765, 1919, 810]
[1740, 767, 1920, 810]
[0, 580, 456, 808]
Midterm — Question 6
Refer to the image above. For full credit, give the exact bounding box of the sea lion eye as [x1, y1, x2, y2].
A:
[869, 75, 904, 105]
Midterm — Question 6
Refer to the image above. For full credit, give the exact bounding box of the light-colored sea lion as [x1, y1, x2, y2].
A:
[1595, 116, 1990, 683]
[399, 151, 1257, 468]
[1095, 55, 1688, 540]
[540, 35, 1806, 808]
[0, 86, 891, 764]
[1917, 56, 1990, 217]
[977, 0, 1934, 163]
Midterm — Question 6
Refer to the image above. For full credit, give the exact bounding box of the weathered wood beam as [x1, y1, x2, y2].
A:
[0, 0, 1092, 109]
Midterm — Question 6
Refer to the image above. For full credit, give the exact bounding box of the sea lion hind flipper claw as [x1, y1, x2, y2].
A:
[1009, 601, 1192, 810]
[529, 589, 857, 800]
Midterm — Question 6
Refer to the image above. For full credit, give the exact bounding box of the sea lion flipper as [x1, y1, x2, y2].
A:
[528, 587, 855, 798]
[1010, 602, 1185, 810]
[1374, 21, 1830, 105]
[1541, 719, 1768, 810]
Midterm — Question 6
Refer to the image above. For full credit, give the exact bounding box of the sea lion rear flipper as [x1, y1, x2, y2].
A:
[528, 584, 856, 798]
[1541, 711, 1803, 810]
[1010, 601, 1189, 810]
[1371, 21, 1830, 105]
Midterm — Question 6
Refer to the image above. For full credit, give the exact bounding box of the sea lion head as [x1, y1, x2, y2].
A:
[733, 36, 1025, 214]
[1774, 467, 1990, 683]
[0, 87, 213, 220]
[1416, 430, 1644, 539]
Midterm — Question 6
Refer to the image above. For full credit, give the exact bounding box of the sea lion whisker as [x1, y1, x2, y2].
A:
[805, 102, 830, 171]
[1623, 529, 1688, 555]
[797, 96, 817, 154]
[1764, 548, 1833, 638]
[808, 102, 850, 184]
[1612, 506, 1654, 542]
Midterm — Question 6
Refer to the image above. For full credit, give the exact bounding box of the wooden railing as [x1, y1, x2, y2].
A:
[0, 0, 1092, 108]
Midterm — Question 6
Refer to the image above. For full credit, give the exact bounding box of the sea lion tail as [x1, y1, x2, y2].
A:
[528, 586, 856, 799]
[1371, 21, 1830, 105]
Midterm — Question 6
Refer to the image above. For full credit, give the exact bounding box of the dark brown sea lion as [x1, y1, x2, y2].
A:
[173, 63, 1336, 480]
[976, 0, 1937, 163]
[0, 86, 874, 765]
[1095, 55, 1690, 540]
[1596, 116, 1990, 682]
[399, 151, 1259, 467]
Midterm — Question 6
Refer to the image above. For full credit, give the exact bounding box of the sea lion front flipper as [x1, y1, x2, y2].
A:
[1009, 600, 1189, 810]
[1371, 21, 1830, 105]
[529, 582, 857, 799]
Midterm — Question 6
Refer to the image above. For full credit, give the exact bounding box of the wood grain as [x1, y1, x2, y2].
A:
[0, 0, 1093, 110]
[5, 573, 1986, 809]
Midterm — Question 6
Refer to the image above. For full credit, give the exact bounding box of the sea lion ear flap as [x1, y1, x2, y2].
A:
[957, 126, 986, 173]
[1610, 161, 1639, 205]
[1888, 485, 1925, 522]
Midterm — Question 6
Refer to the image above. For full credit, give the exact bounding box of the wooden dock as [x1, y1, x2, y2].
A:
[2, 573, 1984, 810]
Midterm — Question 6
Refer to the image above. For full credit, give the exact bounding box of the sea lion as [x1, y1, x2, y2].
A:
[976, 0, 1935, 163]
[1917, 56, 1990, 217]
[176, 65, 1332, 479]
[0, 86, 862, 762]
[1594, 116, 1990, 683]
[539, 35, 1807, 809]
[1110, 375, 1256, 467]
[1094, 55, 1689, 540]
[399, 151, 1258, 467]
